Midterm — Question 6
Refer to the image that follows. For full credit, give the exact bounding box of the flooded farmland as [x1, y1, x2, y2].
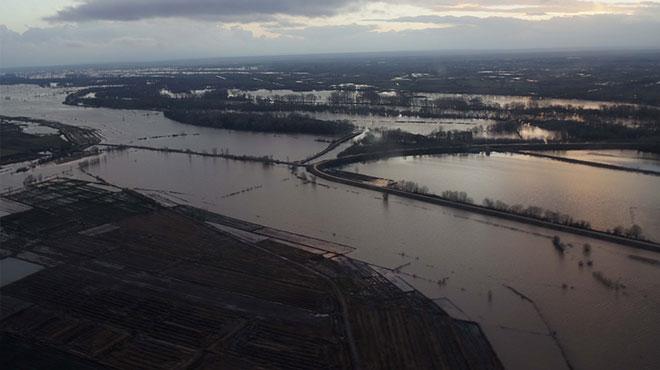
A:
[2, 85, 660, 370]
[230, 88, 644, 110]
[343, 153, 660, 242]
[308, 111, 496, 136]
[0, 85, 329, 161]
[528, 149, 660, 173]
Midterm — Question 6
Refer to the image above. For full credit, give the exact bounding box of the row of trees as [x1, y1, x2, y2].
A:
[441, 190, 474, 204]
[67, 84, 658, 145]
[532, 119, 656, 141]
[338, 128, 481, 157]
[249, 93, 321, 106]
[163, 111, 354, 135]
[608, 224, 645, 240]
[483, 197, 592, 229]
[393, 180, 429, 194]
[386, 183, 647, 241]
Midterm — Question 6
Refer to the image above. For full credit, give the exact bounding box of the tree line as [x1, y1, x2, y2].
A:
[163, 110, 354, 135]
[385, 180, 647, 241]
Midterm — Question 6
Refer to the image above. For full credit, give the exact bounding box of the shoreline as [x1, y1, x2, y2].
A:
[308, 144, 660, 252]
[515, 150, 660, 176]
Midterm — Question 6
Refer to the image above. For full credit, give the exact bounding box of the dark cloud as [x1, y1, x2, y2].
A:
[46, 0, 357, 22]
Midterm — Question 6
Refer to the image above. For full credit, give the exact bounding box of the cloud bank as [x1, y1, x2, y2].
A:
[47, 0, 357, 22]
[0, 1, 659, 68]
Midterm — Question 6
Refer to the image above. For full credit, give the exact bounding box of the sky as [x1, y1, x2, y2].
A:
[1, 0, 659, 68]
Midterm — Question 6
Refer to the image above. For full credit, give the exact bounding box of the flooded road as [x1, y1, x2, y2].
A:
[2, 85, 660, 370]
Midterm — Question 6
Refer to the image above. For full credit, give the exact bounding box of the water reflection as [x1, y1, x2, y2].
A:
[2, 85, 660, 370]
[229, 88, 641, 110]
[344, 152, 660, 242]
[1, 85, 328, 161]
[530, 150, 660, 173]
[90, 150, 660, 370]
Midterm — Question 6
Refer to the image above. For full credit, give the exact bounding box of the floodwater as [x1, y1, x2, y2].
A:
[344, 153, 660, 242]
[229, 88, 638, 110]
[416, 92, 637, 109]
[2, 85, 660, 370]
[309, 111, 496, 136]
[0, 85, 328, 161]
[308, 111, 553, 140]
[529, 150, 660, 173]
[13, 121, 59, 135]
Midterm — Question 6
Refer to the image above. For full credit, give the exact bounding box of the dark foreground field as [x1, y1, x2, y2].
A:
[0, 178, 502, 370]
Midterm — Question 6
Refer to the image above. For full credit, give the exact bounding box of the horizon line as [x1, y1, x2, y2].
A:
[3, 47, 660, 72]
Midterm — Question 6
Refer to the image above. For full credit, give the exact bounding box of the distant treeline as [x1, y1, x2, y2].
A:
[533, 120, 657, 142]
[6, 51, 660, 105]
[163, 110, 354, 135]
[68, 84, 660, 123]
[63, 83, 659, 148]
[482, 197, 592, 230]
[337, 129, 537, 157]
[489, 119, 659, 143]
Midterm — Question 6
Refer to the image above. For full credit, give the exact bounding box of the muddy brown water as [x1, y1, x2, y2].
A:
[2, 84, 660, 370]
[343, 152, 660, 242]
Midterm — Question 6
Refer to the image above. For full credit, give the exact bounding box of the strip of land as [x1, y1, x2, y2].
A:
[308, 146, 660, 252]
[515, 150, 660, 176]
[299, 129, 363, 164]
[97, 143, 298, 166]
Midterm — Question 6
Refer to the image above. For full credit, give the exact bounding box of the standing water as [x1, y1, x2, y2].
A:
[2, 85, 660, 370]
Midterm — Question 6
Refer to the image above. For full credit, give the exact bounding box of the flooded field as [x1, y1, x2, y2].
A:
[230, 88, 639, 109]
[2, 85, 660, 370]
[0, 85, 328, 161]
[309, 111, 496, 136]
[416, 92, 639, 109]
[343, 153, 660, 242]
[529, 149, 660, 173]
[2, 147, 659, 370]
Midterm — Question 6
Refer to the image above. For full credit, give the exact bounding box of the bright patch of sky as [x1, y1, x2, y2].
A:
[0, 0, 72, 32]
